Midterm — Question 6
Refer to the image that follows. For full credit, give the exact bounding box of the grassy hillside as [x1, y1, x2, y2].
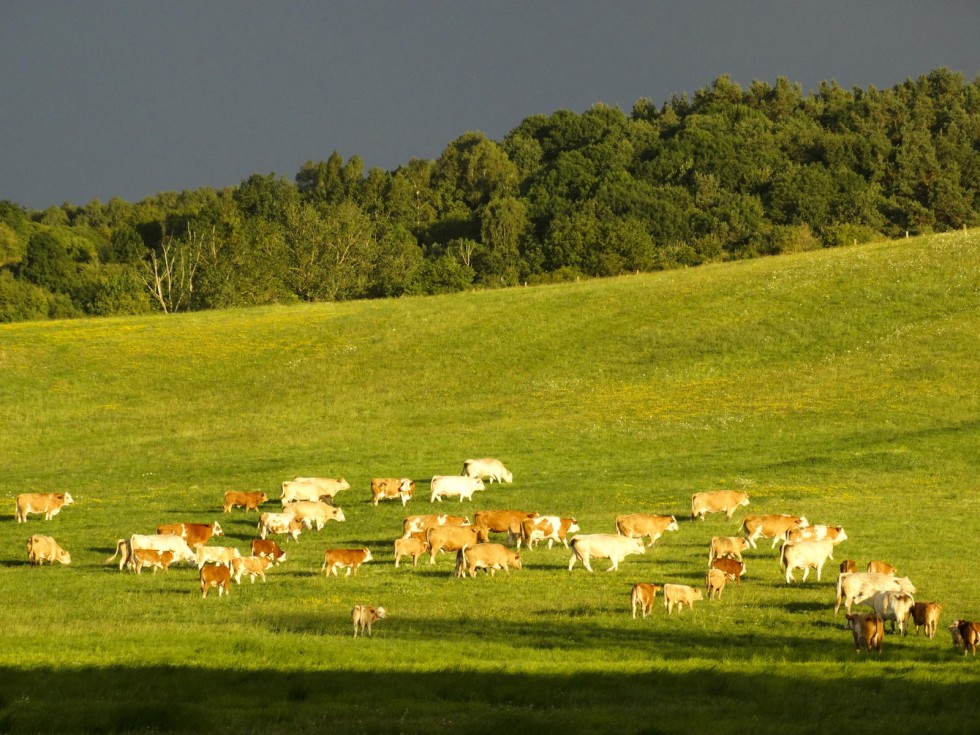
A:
[1, 231, 978, 734]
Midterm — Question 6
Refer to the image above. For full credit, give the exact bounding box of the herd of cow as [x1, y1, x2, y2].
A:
[13, 458, 980, 650]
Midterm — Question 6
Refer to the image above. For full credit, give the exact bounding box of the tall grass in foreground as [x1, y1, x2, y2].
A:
[0, 231, 978, 733]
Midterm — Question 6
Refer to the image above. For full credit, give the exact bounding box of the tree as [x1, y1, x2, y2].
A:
[139, 223, 208, 313]
[19, 231, 76, 294]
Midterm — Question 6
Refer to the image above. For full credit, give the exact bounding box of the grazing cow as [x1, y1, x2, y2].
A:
[401, 514, 469, 539]
[518, 516, 580, 550]
[430, 475, 485, 502]
[615, 514, 679, 547]
[909, 602, 943, 639]
[835, 573, 916, 615]
[258, 512, 304, 542]
[568, 534, 645, 572]
[784, 525, 847, 545]
[866, 560, 896, 575]
[352, 605, 386, 637]
[427, 525, 490, 564]
[630, 583, 662, 619]
[322, 548, 373, 577]
[870, 591, 916, 635]
[370, 478, 415, 506]
[231, 555, 273, 584]
[710, 557, 745, 585]
[195, 545, 241, 569]
[129, 534, 198, 567]
[281, 477, 350, 504]
[846, 613, 884, 654]
[283, 500, 345, 530]
[156, 521, 224, 549]
[663, 584, 703, 615]
[132, 548, 174, 575]
[706, 568, 728, 600]
[956, 620, 980, 655]
[708, 536, 750, 564]
[26, 535, 71, 566]
[780, 539, 835, 583]
[223, 491, 268, 513]
[15, 492, 74, 522]
[251, 539, 287, 564]
[394, 537, 429, 567]
[200, 563, 231, 598]
[462, 458, 513, 484]
[473, 510, 539, 537]
[839, 559, 858, 575]
[459, 543, 522, 577]
[690, 491, 749, 521]
[739, 514, 808, 549]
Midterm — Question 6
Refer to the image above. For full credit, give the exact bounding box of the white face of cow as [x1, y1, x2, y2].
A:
[64, 493, 75, 505]
[666, 517, 679, 531]
[334, 508, 347, 522]
[212, 522, 224, 536]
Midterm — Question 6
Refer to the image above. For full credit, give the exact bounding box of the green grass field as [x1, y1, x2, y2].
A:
[1, 231, 979, 734]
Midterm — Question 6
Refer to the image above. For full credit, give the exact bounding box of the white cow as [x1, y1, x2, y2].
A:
[780, 539, 835, 583]
[568, 534, 645, 572]
[462, 458, 513, 483]
[280, 477, 350, 505]
[196, 545, 241, 569]
[784, 525, 848, 545]
[129, 534, 197, 567]
[430, 476, 485, 502]
[283, 500, 345, 530]
[870, 591, 916, 636]
[258, 512, 304, 542]
[836, 572, 917, 615]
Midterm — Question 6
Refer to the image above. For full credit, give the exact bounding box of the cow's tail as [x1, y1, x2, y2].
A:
[834, 573, 847, 614]
[105, 539, 125, 565]
[779, 542, 788, 572]
[614, 517, 625, 536]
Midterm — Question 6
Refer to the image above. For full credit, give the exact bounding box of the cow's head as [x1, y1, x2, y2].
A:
[332, 507, 347, 522]
[63, 493, 75, 505]
[211, 522, 224, 536]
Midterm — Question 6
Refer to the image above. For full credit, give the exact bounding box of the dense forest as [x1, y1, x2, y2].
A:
[1, 68, 977, 322]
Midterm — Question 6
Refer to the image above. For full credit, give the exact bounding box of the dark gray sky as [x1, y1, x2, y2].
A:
[2, 1, 978, 210]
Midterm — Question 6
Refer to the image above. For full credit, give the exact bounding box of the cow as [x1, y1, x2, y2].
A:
[459, 543, 522, 578]
[251, 539, 287, 564]
[780, 539, 835, 583]
[132, 548, 175, 575]
[156, 521, 224, 549]
[839, 559, 858, 575]
[258, 512, 304, 542]
[630, 583, 662, 618]
[462, 458, 513, 484]
[846, 613, 884, 654]
[394, 537, 429, 567]
[401, 514, 469, 539]
[568, 534, 645, 573]
[430, 475, 485, 502]
[615, 514, 679, 547]
[739, 514, 808, 549]
[949, 622, 965, 648]
[690, 491, 749, 521]
[26, 534, 71, 566]
[15, 492, 74, 522]
[195, 545, 241, 569]
[835, 573, 916, 615]
[200, 563, 231, 598]
[223, 491, 268, 513]
[664, 584, 703, 615]
[870, 591, 916, 635]
[129, 534, 198, 567]
[352, 605, 386, 637]
[784, 525, 847, 545]
[706, 568, 728, 599]
[283, 500, 345, 530]
[909, 602, 943, 639]
[370, 478, 415, 506]
[956, 620, 980, 655]
[473, 510, 539, 537]
[710, 557, 745, 585]
[427, 525, 490, 565]
[518, 516, 580, 550]
[231, 555, 273, 584]
[322, 548, 373, 577]
[281, 477, 350, 504]
[708, 536, 750, 564]
[866, 560, 896, 575]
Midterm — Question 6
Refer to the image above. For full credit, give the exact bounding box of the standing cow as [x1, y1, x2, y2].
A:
[430, 476, 485, 502]
[568, 534, 645, 572]
[690, 491, 749, 521]
[15, 492, 74, 522]
[462, 458, 513, 483]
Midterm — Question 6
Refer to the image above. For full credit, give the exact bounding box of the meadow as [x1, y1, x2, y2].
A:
[1, 230, 978, 734]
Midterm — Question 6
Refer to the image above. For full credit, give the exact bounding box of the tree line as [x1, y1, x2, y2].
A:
[1, 67, 977, 322]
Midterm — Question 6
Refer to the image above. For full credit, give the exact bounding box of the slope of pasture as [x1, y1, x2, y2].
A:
[0, 230, 978, 733]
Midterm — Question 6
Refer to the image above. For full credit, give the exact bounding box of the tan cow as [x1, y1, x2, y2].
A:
[739, 514, 808, 549]
[352, 605, 386, 637]
[784, 525, 847, 545]
[427, 525, 490, 564]
[518, 516, 580, 550]
[251, 538, 287, 564]
[690, 491, 749, 521]
[568, 534, 645, 572]
[866, 560, 896, 575]
[664, 584, 703, 615]
[393, 537, 428, 567]
[281, 477, 350, 504]
[223, 491, 268, 513]
[401, 514, 469, 539]
[195, 545, 241, 569]
[323, 548, 373, 577]
[780, 539, 835, 583]
[459, 543, 522, 577]
[283, 500, 345, 531]
[258, 512, 304, 542]
[231, 555, 273, 584]
[835, 573, 916, 615]
[473, 510, 539, 536]
[955, 620, 980, 655]
[706, 568, 727, 599]
[846, 613, 884, 654]
[156, 521, 224, 549]
[708, 536, 750, 564]
[15, 492, 74, 522]
[371, 478, 415, 506]
[200, 563, 231, 598]
[870, 591, 916, 636]
[26, 534, 71, 565]
[839, 560, 858, 574]
[132, 548, 175, 575]
[630, 583, 662, 618]
[910, 602, 943, 639]
[615, 514, 679, 547]
[710, 557, 745, 585]
[462, 458, 513, 483]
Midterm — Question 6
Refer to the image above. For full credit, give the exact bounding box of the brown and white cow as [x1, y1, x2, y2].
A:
[427, 525, 490, 564]
[281, 477, 350, 504]
[462, 458, 513, 484]
[370, 478, 416, 506]
[630, 583, 662, 619]
[401, 514, 470, 539]
[393, 537, 428, 568]
[473, 510, 539, 537]
[459, 543, 522, 577]
[132, 548, 175, 575]
[870, 591, 916, 636]
[156, 521, 224, 549]
[910, 601, 943, 639]
[568, 534, 645, 572]
[430, 475, 485, 502]
[322, 548, 373, 577]
[615, 514, 679, 547]
[231, 555, 273, 584]
[835, 573, 916, 615]
[706, 568, 728, 600]
[258, 512, 304, 542]
[780, 539, 835, 583]
[866, 560, 896, 576]
[283, 500, 345, 531]
[26, 534, 71, 565]
[195, 545, 241, 569]
[846, 613, 884, 654]
[518, 516, 580, 550]
[955, 620, 980, 655]
[708, 536, 750, 564]
[251, 538, 287, 564]
[690, 491, 749, 521]
[663, 584, 703, 615]
[710, 557, 745, 585]
[839, 559, 858, 575]
[16, 492, 74, 522]
[223, 491, 268, 513]
[200, 563, 231, 598]
[784, 525, 847, 545]
[352, 605, 386, 637]
[739, 514, 808, 549]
